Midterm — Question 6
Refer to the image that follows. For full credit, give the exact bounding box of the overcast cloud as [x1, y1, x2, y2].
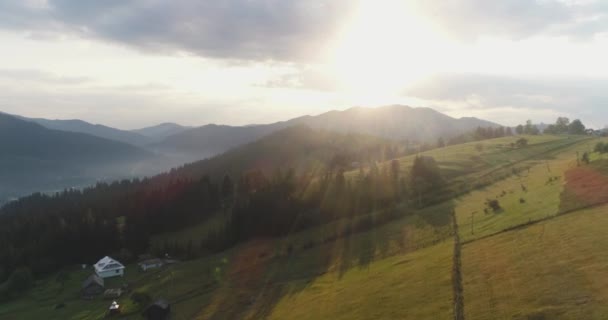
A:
[0, 0, 608, 128]
[0, 0, 355, 61]
[411, 0, 608, 41]
[406, 73, 608, 127]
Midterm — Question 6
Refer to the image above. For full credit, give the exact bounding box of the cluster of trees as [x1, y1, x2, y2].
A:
[515, 120, 540, 135]
[203, 156, 446, 254]
[543, 117, 586, 135]
[447, 126, 513, 146]
[594, 142, 608, 154]
[0, 268, 33, 302]
[513, 117, 588, 135]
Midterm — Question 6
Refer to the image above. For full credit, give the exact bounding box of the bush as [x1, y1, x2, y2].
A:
[131, 291, 152, 306]
[582, 152, 590, 165]
[594, 142, 605, 153]
[6, 268, 33, 295]
[516, 138, 528, 148]
[486, 199, 502, 213]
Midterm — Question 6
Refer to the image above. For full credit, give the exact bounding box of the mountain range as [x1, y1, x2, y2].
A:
[0, 113, 162, 203]
[0, 105, 500, 203]
[151, 105, 499, 161]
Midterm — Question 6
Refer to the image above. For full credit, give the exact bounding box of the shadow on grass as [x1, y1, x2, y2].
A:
[195, 199, 456, 320]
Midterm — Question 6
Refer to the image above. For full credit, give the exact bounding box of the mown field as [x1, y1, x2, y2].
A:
[2, 134, 606, 320]
[462, 204, 608, 320]
[454, 136, 598, 242]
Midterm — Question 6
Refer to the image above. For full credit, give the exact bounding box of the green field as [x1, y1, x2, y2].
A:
[265, 241, 453, 320]
[462, 204, 608, 320]
[4, 134, 608, 319]
[454, 137, 600, 243]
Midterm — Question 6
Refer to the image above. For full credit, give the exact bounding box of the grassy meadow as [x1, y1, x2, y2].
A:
[462, 204, 608, 320]
[454, 136, 597, 242]
[3, 134, 607, 320]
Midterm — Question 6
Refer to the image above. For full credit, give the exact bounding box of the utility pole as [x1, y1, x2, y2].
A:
[471, 211, 476, 235]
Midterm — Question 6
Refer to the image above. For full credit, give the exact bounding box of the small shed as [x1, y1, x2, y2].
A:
[139, 258, 164, 272]
[142, 299, 171, 320]
[81, 274, 104, 298]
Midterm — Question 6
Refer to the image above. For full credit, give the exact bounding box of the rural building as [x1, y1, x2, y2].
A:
[142, 299, 171, 320]
[94, 256, 125, 278]
[139, 258, 164, 272]
[81, 274, 104, 298]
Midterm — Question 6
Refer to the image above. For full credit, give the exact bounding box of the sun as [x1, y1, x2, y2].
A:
[325, 0, 445, 103]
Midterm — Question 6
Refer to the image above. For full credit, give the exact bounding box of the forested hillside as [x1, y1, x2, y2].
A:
[0, 126, 407, 280]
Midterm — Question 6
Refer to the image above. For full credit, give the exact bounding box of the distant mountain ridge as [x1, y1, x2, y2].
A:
[132, 122, 192, 141]
[154, 105, 500, 161]
[0, 105, 500, 202]
[7, 113, 152, 147]
[0, 113, 156, 204]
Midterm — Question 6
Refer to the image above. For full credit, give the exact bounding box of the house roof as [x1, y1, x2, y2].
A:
[94, 256, 125, 273]
[82, 274, 104, 289]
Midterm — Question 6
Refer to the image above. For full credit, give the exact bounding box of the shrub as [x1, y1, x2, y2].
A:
[486, 199, 502, 213]
[582, 152, 590, 165]
[516, 138, 528, 148]
[6, 268, 33, 295]
[131, 291, 152, 306]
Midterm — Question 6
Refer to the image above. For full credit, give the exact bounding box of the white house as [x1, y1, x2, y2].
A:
[94, 256, 125, 278]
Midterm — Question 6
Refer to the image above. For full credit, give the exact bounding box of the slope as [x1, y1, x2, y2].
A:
[463, 203, 608, 320]
[171, 125, 393, 181]
[1, 132, 597, 320]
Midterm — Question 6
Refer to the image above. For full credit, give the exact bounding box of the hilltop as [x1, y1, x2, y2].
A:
[153, 105, 499, 161]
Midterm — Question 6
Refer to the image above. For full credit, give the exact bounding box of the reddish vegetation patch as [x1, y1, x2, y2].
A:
[199, 238, 275, 320]
[227, 238, 274, 284]
[560, 165, 608, 211]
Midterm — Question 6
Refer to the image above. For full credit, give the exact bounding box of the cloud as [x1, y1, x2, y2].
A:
[0, 0, 356, 62]
[262, 66, 340, 91]
[410, 0, 608, 40]
[0, 69, 91, 84]
[405, 73, 608, 127]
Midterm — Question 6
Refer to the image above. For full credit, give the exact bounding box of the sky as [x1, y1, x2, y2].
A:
[0, 0, 607, 129]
